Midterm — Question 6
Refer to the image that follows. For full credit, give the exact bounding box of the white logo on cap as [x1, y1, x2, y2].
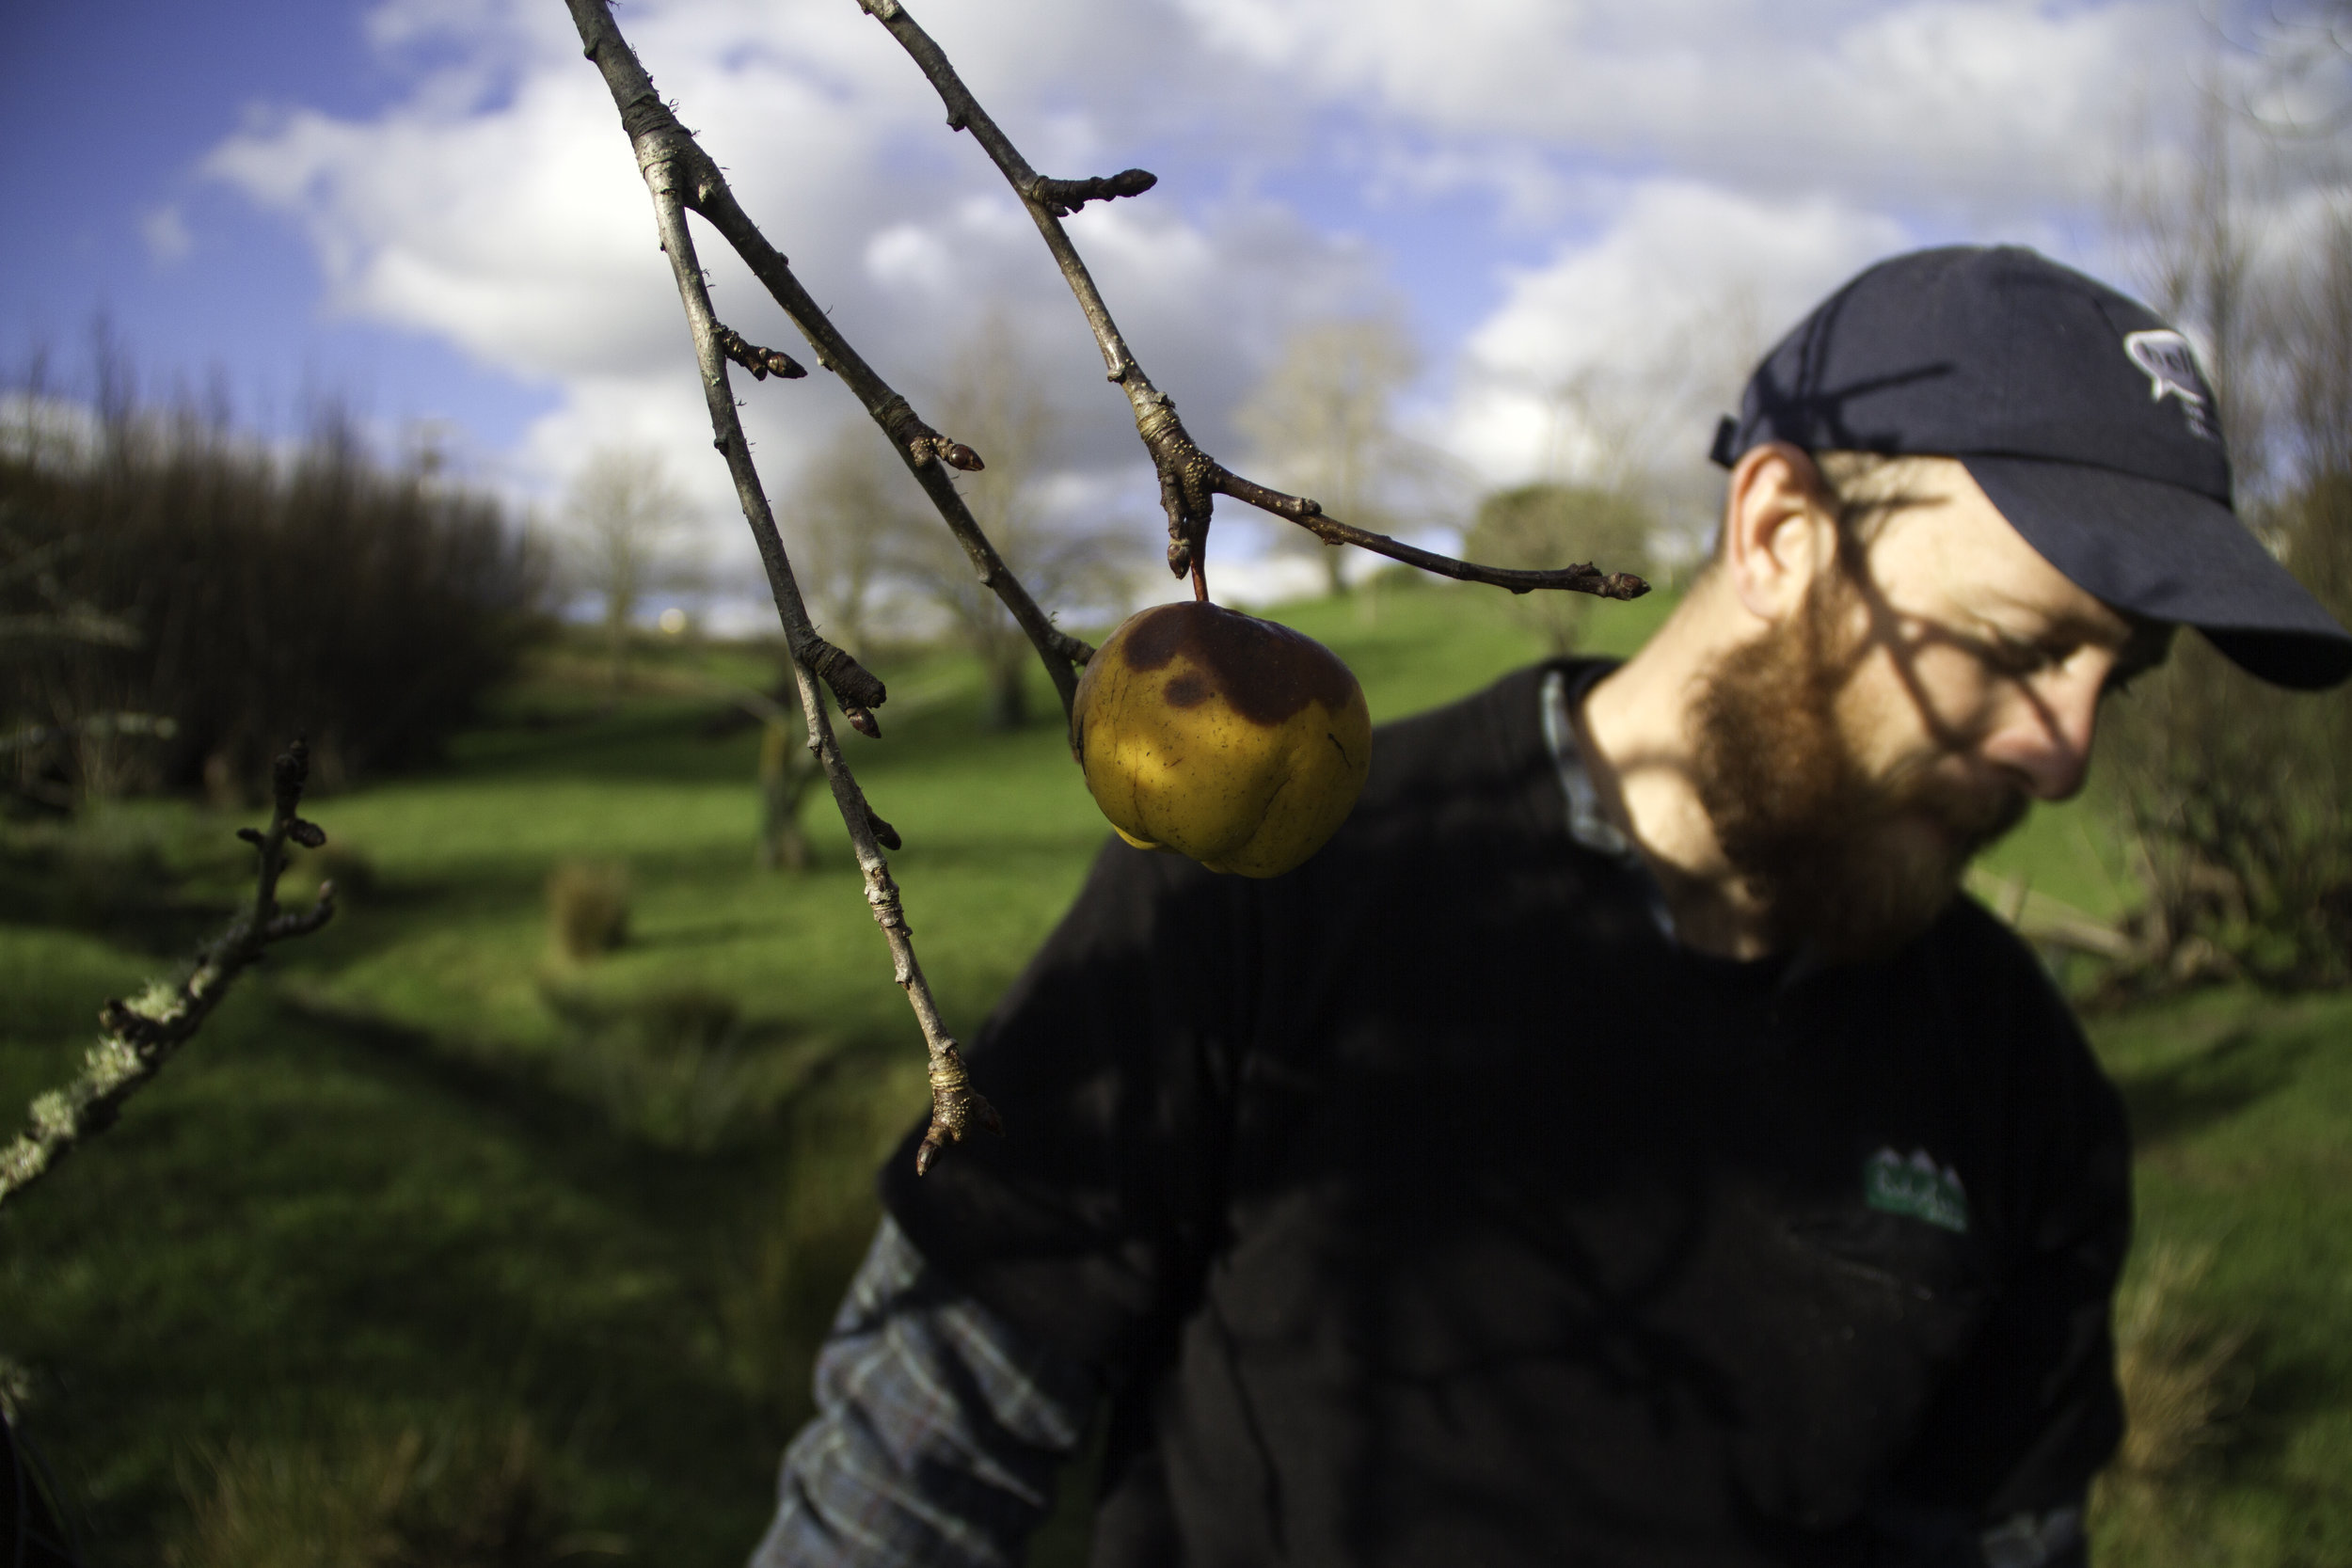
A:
[2124, 329, 2219, 441]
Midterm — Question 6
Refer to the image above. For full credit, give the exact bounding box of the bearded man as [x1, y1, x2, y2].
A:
[751, 248, 2352, 1568]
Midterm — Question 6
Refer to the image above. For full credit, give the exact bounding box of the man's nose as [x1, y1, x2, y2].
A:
[1982, 666, 2105, 801]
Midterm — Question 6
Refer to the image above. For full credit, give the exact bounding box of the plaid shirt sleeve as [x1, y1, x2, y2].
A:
[747, 1214, 1100, 1568]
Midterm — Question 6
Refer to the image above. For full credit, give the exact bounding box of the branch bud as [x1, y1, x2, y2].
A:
[271, 737, 310, 816]
[1025, 167, 1158, 218]
[795, 635, 887, 720]
[714, 322, 807, 381]
[903, 433, 985, 471]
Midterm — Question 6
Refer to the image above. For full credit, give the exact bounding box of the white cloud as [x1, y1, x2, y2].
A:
[1179, 0, 2191, 217]
[199, 0, 2253, 606]
[140, 204, 193, 265]
[202, 0, 1366, 508]
[865, 222, 961, 296]
[1440, 181, 1908, 529]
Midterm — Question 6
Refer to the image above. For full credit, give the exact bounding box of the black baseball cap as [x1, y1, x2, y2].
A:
[1710, 245, 2352, 689]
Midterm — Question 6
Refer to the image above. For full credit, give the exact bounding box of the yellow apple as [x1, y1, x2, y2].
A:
[1070, 601, 1373, 878]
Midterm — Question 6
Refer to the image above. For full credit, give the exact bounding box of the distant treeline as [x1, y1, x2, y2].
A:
[3, 396, 548, 802]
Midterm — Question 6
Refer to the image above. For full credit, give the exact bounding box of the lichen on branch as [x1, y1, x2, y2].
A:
[0, 739, 336, 1210]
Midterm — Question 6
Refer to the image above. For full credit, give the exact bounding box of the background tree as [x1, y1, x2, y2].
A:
[562, 445, 698, 690]
[1527, 283, 1767, 577]
[885, 315, 1133, 728]
[1234, 316, 1446, 597]
[1, 503, 149, 809]
[1463, 483, 1657, 655]
[785, 422, 920, 659]
[1, 380, 541, 799]
[2098, 50, 2352, 989]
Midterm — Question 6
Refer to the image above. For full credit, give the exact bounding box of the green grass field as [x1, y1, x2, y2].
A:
[0, 578, 2343, 1565]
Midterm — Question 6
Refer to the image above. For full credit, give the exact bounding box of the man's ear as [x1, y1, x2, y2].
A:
[1722, 442, 1836, 624]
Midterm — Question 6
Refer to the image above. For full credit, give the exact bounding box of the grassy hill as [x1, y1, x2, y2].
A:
[0, 577, 2341, 1565]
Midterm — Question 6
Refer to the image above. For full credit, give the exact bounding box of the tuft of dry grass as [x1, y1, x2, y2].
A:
[167, 1418, 624, 1568]
[2090, 1240, 2248, 1562]
[538, 982, 802, 1152]
[545, 860, 629, 961]
[2111, 1241, 2246, 1477]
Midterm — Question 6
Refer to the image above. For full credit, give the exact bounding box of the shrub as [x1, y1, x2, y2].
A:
[2095, 169, 2352, 992]
[545, 860, 630, 961]
[2099, 472, 2352, 990]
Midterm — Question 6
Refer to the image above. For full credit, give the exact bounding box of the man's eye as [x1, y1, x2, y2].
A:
[1990, 636, 2055, 677]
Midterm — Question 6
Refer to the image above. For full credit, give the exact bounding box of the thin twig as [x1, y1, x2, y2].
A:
[853, 0, 1650, 604]
[568, 0, 1093, 722]
[564, 0, 998, 1168]
[0, 739, 336, 1210]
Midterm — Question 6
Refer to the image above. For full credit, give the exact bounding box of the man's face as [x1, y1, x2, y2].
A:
[1692, 455, 2169, 961]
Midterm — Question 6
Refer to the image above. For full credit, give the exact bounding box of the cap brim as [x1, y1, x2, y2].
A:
[1963, 455, 2352, 690]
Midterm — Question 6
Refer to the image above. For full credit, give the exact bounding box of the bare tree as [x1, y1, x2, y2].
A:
[1537, 282, 1767, 572]
[4, 387, 540, 804]
[2220, 0, 2352, 144]
[2280, 200, 2352, 479]
[891, 315, 1134, 728]
[2114, 91, 2276, 494]
[1234, 317, 1444, 597]
[0, 512, 154, 806]
[562, 445, 699, 689]
[2095, 58, 2352, 990]
[787, 423, 924, 658]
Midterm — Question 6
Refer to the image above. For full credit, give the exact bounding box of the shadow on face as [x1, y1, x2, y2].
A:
[1689, 454, 2156, 959]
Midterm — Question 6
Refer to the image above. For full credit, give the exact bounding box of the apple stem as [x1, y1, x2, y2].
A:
[1191, 559, 1209, 604]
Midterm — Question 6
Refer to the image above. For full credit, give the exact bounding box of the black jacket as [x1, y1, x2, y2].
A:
[886, 661, 2129, 1567]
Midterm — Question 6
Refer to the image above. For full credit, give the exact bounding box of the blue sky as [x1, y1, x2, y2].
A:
[1, 0, 554, 451]
[4, 0, 2290, 604]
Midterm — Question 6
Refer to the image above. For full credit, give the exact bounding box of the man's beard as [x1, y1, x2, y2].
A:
[1690, 572, 2027, 964]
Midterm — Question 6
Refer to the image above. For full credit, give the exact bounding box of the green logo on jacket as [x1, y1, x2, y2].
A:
[1863, 1148, 1970, 1233]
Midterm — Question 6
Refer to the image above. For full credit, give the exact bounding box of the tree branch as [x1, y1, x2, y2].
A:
[0, 739, 336, 1210]
[564, 0, 999, 1167]
[852, 0, 1650, 604]
[1228, 476, 1649, 598]
[568, 0, 1094, 722]
[556, 0, 1643, 1170]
